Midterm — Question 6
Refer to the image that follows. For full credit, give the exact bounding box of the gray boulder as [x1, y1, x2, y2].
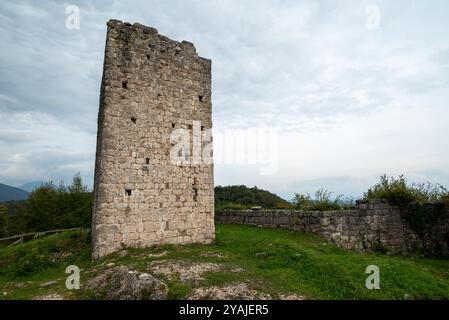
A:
[85, 266, 167, 300]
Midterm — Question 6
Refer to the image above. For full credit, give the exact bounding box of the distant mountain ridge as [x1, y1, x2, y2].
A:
[0, 183, 29, 202]
[19, 181, 44, 193]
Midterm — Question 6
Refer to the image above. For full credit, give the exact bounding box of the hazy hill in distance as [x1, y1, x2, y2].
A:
[0, 183, 29, 202]
[19, 181, 44, 193]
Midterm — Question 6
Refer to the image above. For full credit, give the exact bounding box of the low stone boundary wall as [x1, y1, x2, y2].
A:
[215, 200, 449, 257]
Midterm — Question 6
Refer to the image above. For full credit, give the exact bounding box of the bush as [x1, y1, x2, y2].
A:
[292, 188, 346, 211]
[363, 175, 449, 206]
[14, 247, 51, 277]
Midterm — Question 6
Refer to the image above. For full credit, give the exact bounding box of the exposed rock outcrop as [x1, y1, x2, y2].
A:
[85, 266, 168, 300]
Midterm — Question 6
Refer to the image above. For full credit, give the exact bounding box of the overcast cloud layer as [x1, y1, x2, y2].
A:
[1, 0, 449, 199]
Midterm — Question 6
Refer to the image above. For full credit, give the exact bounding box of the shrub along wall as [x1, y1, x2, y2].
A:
[215, 200, 449, 257]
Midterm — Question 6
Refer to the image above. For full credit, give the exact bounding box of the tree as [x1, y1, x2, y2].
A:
[61, 173, 92, 228]
[292, 188, 344, 211]
[6, 173, 93, 235]
[23, 182, 60, 232]
[0, 205, 8, 237]
[68, 173, 88, 194]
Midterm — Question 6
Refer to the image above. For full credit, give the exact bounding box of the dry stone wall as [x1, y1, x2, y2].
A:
[92, 20, 214, 259]
[216, 200, 449, 257]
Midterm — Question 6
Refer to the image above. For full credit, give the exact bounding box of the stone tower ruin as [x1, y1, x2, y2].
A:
[91, 20, 215, 259]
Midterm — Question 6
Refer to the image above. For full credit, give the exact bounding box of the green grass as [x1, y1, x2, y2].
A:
[0, 230, 90, 299]
[1, 225, 449, 300]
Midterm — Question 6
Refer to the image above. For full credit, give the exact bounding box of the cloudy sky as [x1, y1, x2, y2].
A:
[1, 0, 449, 200]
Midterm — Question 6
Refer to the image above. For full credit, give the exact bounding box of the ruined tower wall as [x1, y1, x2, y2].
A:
[92, 20, 215, 259]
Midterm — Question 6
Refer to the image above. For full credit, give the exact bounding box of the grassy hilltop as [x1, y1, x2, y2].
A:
[1, 224, 449, 300]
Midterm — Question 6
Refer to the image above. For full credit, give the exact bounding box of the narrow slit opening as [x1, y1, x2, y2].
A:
[193, 185, 198, 202]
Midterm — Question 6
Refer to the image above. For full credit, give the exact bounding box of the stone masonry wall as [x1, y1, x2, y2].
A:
[92, 20, 214, 259]
[216, 201, 449, 257]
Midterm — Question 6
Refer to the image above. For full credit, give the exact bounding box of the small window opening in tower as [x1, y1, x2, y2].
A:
[171, 123, 175, 128]
[188, 125, 192, 130]
[122, 81, 128, 89]
[146, 53, 150, 60]
[146, 158, 150, 164]
[130, 117, 137, 124]
[193, 184, 198, 202]
[125, 189, 132, 196]
[199, 95, 204, 102]
[201, 126, 205, 131]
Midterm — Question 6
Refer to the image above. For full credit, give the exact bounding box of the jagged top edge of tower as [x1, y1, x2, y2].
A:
[106, 19, 211, 63]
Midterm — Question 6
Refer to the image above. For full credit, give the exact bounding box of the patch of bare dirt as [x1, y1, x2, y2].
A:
[149, 260, 222, 283]
[148, 251, 168, 258]
[32, 293, 65, 300]
[200, 252, 225, 259]
[187, 283, 271, 300]
[50, 252, 72, 263]
[278, 293, 305, 300]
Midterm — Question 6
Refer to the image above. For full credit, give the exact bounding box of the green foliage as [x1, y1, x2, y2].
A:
[0, 201, 26, 236]
[13, 247, 51, 277]
[402, 203, 446, 239]
[68, 174, 89, 194]
[0, 230, 90, 281]
[292, 188, 347, 211]
[21, 182, 60, 232]
[1, 173, 93, 237]
[363, 175, 449, 206]
[0, 205, 8, 237]
[215, 185, 293, 211]
[363, 175, 449, 238]
[56, 173, 93, 229]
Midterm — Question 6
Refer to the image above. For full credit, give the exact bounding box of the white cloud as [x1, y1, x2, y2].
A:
[0, 0, 449, 198]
